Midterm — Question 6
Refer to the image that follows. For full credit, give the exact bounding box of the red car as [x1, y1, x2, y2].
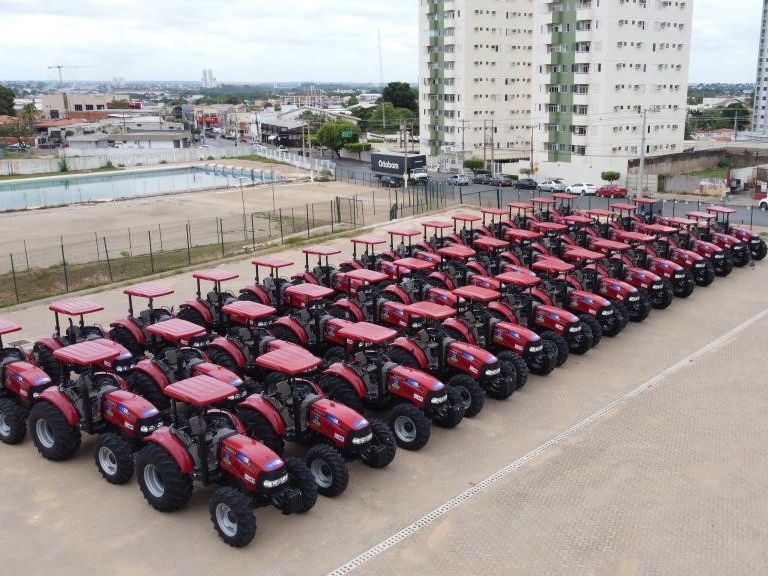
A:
[596, 184, 628, 198]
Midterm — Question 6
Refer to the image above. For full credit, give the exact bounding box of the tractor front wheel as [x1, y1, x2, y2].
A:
[540, 331, 569, 367]
[386, 347, 422, 370]
[0, 397, 27, 445]
[28, 401, 81, 461]
[599, 307, 623, 338]
[526, 340, 557, 376]
[627, 292, 652, 322]
[733, 249, 750, 268]
[432, 387, 465, 429]
[237, 408, 285, 455]
[447, 373, 485, 418]
[568, 322, 593, 354]
[360, 420, 397, 469]
[714, 254, 734, 277]
[94, 433, 135, 484]
[496, 350, 528, 390]
[136, 443, 193, 512]
[751, 239, 767, 261]
[108, 324, 144, 358]
[305, 444, 349, 497]
[578, 315, 602, 348]
[693, 261, 716, 287]
[484, 359, 516, 400]
[129, 371, 170, 410]
[209, 486, 256, 548]
[389, 403, 431, 450]
[651, 280, 674, 310]
[317, 374, 365, 413]
[284, 457, 318, 512]
[673, 271, 695, 298]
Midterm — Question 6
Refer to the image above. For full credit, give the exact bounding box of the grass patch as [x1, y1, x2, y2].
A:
[232, 155, 290, 166]
[0, 165, 121, 182]
[685, 166, 728, 179]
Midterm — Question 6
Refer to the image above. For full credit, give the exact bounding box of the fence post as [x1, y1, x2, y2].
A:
[496, 187, 501, 209]
[672, 200, 676, 217]
[749, 206, 754, 230]
[291, 208, 295, 233]
[60, 237, 69, 292]
[95, 231, 101, 262]
[158, 224, 164, 252]
[10, 253, 19, 303]
[306, 204, 310, 238]
[23, 240, 30, 271]
[103, 237, 113, 282]
[459, 188, 464, 204]
[251, 213, 256, 250]
[185, 223, 192, 264]
[330, 201, 334, 232]
[278, 209, 284, 243]
[148, 231, 155, 273]
[311, 203, 315, 228]
[219, 218, 225, 257]
[128, 227, 133, 256]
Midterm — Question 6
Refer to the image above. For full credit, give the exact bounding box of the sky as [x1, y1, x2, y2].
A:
[0, 0, 762, 84]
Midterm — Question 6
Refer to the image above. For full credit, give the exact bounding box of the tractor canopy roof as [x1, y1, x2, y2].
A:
[532, 258, 575, 274]
[146, 318, 207, 342]
[633, 197, 659, 205]
[640, 223, 677, 234]
[350, 234, 386, 246]
[421, 219, 452, 230]
[685, 211, 715, 220]
[614, 231, 653, 244]
[585, 209, 615, 218]
[480, 207, 507, 216]
[302, 245, 342, 256]
[508, 201, 534, 211]
[49, 298, 103, 316]
[663, 217, 696, 226]
[452, 285, 500, 303]
[404, 301, 457, 320]
[0, 318, 22, 336]
[593, 237, 632, 251]
[392, 257, 435, 272]
[53, 340, 120, 366]
[164, 375, 236, 405]
[284, 283, 335, 300]
[495, 271, 541, 287]
[192, 269, 239, 282]
[563, 215, 593, 225]
[387, 226, 421, 238]
[123, 283, 174, 299]
[504, 228, 542, 240]
[343, 268, 391, 283]
[531, 197, 556, 205]
[437, 244, 477, 259]
[552, 193, 577, 200]
[337, 322, 397, 344]
[254, 347, 322, 374]
[252, 256, 294, 269]
[609, 202, 637, 212]
[531, 221, 567, 232]
[564, 247, 605, 262]
[706, 205, 736, 215]
[473, 236, 508, 250]
[222, 300, 276, 320]
[451, 212, 481, 223]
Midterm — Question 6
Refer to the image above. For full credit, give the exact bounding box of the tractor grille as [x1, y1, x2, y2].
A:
[273, 487, 304, 515]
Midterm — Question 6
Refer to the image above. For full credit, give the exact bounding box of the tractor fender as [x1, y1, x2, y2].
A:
[382, 284, 411, 304]
[379, 250, 398, 262]
[531, 242, 551, 256]
[561, 235, 575, 246]
[467, 261, 488, 276]
[339, 259, 363, 270]
[488, 301, 517, 323]
[322, 363, 368, 398]
[469, 275, 501, 290]
[132, 359, 171, 392]
[297, 271, 319, 285]
[391, 337, 429, 370]
[179, 300, 213, 325]
[331, 299, 366, 322]
[33, 337, 63, 356]
[145, 428, 195, 475]
[37, 388, 80, 426]
[238, 284, 271, 305]
[566, 276, 583, 291]
[109, 318, 145, 346]
[272, 317, 308, 345]
[499, 251, 521, 265]
[445, 233, 464, 246]
[475, 226, 492, 237]
[413, 241, 434, 254]
[443, 318, 476, 345]
[531, 287, 553, 305]
[206, 337, 247, 369]
[428, 271, 455, 290]
[209, 408, 246, 435]
[238, 395, 287, 436]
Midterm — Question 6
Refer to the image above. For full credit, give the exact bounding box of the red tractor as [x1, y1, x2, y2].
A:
[448, 212, 482, 246]
[707, 205, 767, 260]
[27, 340, 162, 485]
[530, 196, 558, 223]
[501, 228, 544, 268]
[632, 223, 700, 297]
[652, 216, 723, 282]
[422, 244, 488, 290]
[0, 319, 54, 444]
[177, 269, 240, 334]
[338, 235, 387, 272]
[415, 219, 454, 253]
[552, 193, 578, 218]
[472, 235, 516, 277]
[378, 256, 441, 304]
[108, 283, 175, 357]
[319, 322, 464, 450]
[475, 207, 508, 239]
[378, 226, 422, 262]
[135, 375, 317, 547]
[293, 245, 342, 287]
[583, 208, 620, 240]
[686, 210, 750, 268]
[507, 201, 535, 231]
[128, 318, 247, 410]
[32, 298, 134, 382]
[238, 256, 295, 313]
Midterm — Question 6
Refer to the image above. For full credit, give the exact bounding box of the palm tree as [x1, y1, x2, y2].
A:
[16, 102, 40, 145]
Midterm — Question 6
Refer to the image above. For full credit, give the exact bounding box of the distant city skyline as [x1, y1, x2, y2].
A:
[0, 0, 762, 84]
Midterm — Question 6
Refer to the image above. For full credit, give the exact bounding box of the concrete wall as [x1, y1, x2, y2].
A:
[0, 156, 103, 176]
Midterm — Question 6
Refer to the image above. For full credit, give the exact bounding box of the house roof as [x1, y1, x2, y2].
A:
[35, 118, 89, 128]
[67, 133, 110, 142]
[112, 131, 190, 141]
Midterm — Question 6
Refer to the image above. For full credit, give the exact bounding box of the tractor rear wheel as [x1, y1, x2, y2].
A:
[284, 457, 318, 512]
[237, 408, 285, 455]
[540, 331, 569, 367]
[136, 443, 193, 512]
[751, 239, 767, 261]
[94, 433, 134, 484]
[447, 373, 485, 418]
[305, 444, 349, 497]
[108, 325, 144, 358]
[176, 306, 208, 329]
[432, 387, 465, 429]
[496, 350, 528, 390]
[28, 401, 81, 461]
[578, 315, 602, 348]
[526, 340, 557, 376]
[317, 374, 365, 413]
[322, 346, 347, 367]
[209, 486, 256, 548]
[360, 420, 397, 468]
[0, 398, 27, 444]
[238, 290, 269, 305]
[206, 347, 241, 374]
[33, 344, 60, 382]
[484, 359, 516, 400]
[386, 347, 422, 370]
[269, 324, 303, 346]
[326, 304, 353, 320]
[388, 403, 431, 450]
[427, 278, 449, 290]
[129, 371, 170, 410]
[651, 280, 674, 310]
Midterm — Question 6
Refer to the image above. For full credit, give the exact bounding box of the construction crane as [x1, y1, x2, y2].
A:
[47, 65, 97, 90]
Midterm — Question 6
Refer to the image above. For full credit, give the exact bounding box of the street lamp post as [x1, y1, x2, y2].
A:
[238, 176, 248, 242]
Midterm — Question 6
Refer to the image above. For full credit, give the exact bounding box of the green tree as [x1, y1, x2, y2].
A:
[315, 120, 360, 157]
[0, 84, 14, 116]
[601, 171, 621, 184]
[382, 82, 417, 113]
[108, 99, 132, 109]
[463, 158, 485, 172]
[350, 106, 372, 121]
[347, 95, 359, 107]
[14, 102, 39, 143]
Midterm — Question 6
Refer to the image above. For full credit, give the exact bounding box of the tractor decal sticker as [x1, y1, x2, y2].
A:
[548, 312, 559, 320]
[493, 329, 504, 342]
[515, 344, 523, 351]
[326, 414, 340, 426]
[222, 451, 232, 466]
[469, 366, 478, 374]
[117, 404, 130, 416]
[413, 393, 424, 402]
[406, 378, 420, 388]
[555, 324, 563, 331]
[124, 422, 134, 431]
[312, 414, 321, 427]
[449, 351, 458, 363]
[265, 458, 284, 471]
[244, 473, 256, 485]
[106, 404, 114, 417]
[462, 352, 474, 361]
[509, 330, 520, 340]
[237, 452, 250, 465]
[536, 311, 545, 323]
[583, 296, 593, 304]
[13, 373, 23, 383]
[142, 408, 159, 417]
[354, 418, 368, 429]
[612, 284, 621, 291]
[36, 376, 51, 385]
[571, 298, 579, 307]
[334, 433, 345, 443]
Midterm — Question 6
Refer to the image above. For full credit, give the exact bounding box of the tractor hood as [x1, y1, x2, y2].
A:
[103, 389, 161, 437]
[4, 361, 53, 400]
[389, 365, 446, 393]
[221, 434, 287, 491]
[193, 362, 245, 398]
[535, 304, 580, 325]
[309, 399, 371, 449]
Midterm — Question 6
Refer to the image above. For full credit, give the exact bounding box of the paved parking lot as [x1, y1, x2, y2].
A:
[1, 208, 767, 576]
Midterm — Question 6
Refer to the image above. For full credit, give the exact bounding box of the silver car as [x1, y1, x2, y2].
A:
[538, 179, 566, 193]
[447, 174, 470, 186]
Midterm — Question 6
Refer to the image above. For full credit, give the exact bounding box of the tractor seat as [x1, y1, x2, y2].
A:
[206, 291, 219, 305]
[65, 326, 81, 343]
[230, 327, 254, 346]
[139, 310, 152, 326]
[262, 277, 276, 295]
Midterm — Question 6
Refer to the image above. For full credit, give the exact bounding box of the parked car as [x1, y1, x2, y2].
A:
[488, 174, 514, 187]
[538, 179, 567, 193]
[566, 182, 598, 196]
[6, 143, 27, 152]
[514, 178, 538, 190]
[379, 175, 404, 188]
[472, 172, 491, 184]
[596, 184, 628, 198]
[447, 174, 470, 186]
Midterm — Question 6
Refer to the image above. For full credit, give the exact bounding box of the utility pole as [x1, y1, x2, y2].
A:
[638, 107, 649, 196]
[483, 120, 487, 169]
[733, 113, 738, 142]
[402, 120, 409, 192]
[530, 123, 535, 174]
[490, 119, 495, 173]
[460, 119, 466, 173]
[378, 28, 386, 131]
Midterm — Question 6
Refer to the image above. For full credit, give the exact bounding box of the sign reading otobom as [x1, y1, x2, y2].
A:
[370, 154, 427, 175]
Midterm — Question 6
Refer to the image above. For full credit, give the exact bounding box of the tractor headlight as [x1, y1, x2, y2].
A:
[714, 253, 725, 259]
[694, 262, 705, 268]
[628, 295, 640, 302]
[750, 239, 759, 244]
[734, 245, 745, 251]
[652, 284, 663, 290]
[485, 366, 501, 377]
[227, 390, 247, 401]
[674, 273, 686, 279]
[528, 345, 543, 353]
[601, 309, 613, 316]
[569, 325, 582, 332]
[263, 474, 289, 489]
[352, 433, 373, 445]
[431, 394, 447, 404]
[140, 424, 158, 434]
[410, 318, 424, 330]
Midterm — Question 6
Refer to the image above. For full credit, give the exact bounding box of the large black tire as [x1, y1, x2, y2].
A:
[626, 292, 652, 322]
[540, 331, 569, 367]
[33, 344, 61, 382]
[387, 347, 422, 370]
[733, 249, 750, 268]
[447, 373, 485, 418]
[693, 261, 715, 287]
[176, 306, 208, 330]
[129, 371, 169, 410]
[578, 314, 602, 348]
[136, 443, 193, 512]
[108, 324, 144, 358]
[322, 346, 347, 367]
[284, 457, 318, 513]
[713, 253, 734, 277]
[238, 290, 269, 305]
[443, 327, 467, 342]
[496, 350, 529, 390]
[305, 444, 349, 497]
[28, 401, 81, 461]
[600, 307, 623, 337]
[673, 270, 695, 298]
[237, 408, 285, 455]
[318, 374, 365, 413]
[432, 387, 465, 428]
[269, 324, 303, 346]
[326, 304, 353, 321]
[0, 397, 27, 444]
[651, 280, 674, 310]
[567, 322, 592, 355]
[206, 347, 241, 374]
[360, 419, 397, 469]
[388, 403, 431, 450]
[427, 277, 449, 290]
[484, 359, 516, 400]
[93, 433, 135, 485]
[751, 239, 767, 261]
[526, 340, 557, 376]
[209, 486, 256, 548]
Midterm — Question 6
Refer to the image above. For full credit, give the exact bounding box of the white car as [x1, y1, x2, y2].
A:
[447, 174, 470, 186]
[538, 179, 566, 193]
[567, 182, 598, 196]
[759, 197, 768, 211]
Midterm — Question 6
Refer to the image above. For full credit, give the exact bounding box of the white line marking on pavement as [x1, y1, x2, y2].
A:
[327, 305, 768, 576]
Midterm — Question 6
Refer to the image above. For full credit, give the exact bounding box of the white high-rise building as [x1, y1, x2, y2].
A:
[201, 69, 217, 89]
[419, 0, 693, 185]
[753, 0, 768, 134]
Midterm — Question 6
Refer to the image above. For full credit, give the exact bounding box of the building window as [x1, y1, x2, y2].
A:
[50, 110, 59, 119]
[74, 104, 83, 111]
[85, 104, 94, 111]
